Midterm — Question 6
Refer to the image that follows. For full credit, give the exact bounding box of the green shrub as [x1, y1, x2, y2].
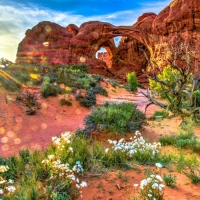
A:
[91, 74, 103, 82]
[75, 77, 91, 90]
[93, 85, 108, 96]
[83, 102, 146, 135]
[163, 174, 177, 188]
[126, 71, 138, 92]
[149, 65, 181, 99]
[151, 110, 169, 119]
[60, 98, 72, 106]
[40, 83, 58, 98]
[53, 192, 71, 200]
[78, 90, 96, 107]
[70, 64, 90, 73]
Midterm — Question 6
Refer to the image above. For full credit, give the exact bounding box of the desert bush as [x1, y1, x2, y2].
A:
[83, 102, 146, 135]
[149, 65, 181, 99]
[17, 89, 40, 109]
[151, 110, 169, 119]
[70, 64, 90, 73]
[40, 83, 58, 98]
[159, 128, 200, 153]
[163, 174, 177, 188]
[60, 98, 72, 106]
[133, 166, 165, 200]
[52, 192, 71, 200]
[126, 71, 138, 92]
[107, 131, 161, 165]
[78, 89, 96, 107]
[75, 77, 92, 90]
[91, 74, 104, 82]
[93, 85, 108, 96]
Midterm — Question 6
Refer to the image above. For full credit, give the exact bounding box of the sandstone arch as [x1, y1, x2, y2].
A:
[16, 0, 200, 80]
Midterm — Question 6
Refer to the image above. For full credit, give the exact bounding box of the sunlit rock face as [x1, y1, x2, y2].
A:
[16, 0, 200, 77]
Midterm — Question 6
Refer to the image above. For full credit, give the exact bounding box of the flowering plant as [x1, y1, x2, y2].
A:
[107, 131, 161, 163]
[0, 165, 16, 196]
[133, 163, 165, 200]
[42, 131, 87, 198]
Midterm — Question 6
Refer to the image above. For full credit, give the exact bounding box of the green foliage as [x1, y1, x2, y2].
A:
[70, 64, 90, 73]
[78, 89, 96, 107]
[52, 192, 71, 200]
[149, 65, 181, 99]
[151, 110, 169, 119]
[163, 174, 177, 188]
[91, 74, 104, 82]
[40, 83, 58, 98]
[175, 153, 200, 183]
[159, 127, 200, 153]
[193, 91, 200, 102]
[59, 98, 72, 106]
[75, 77, 92, 90]
[93, 85, 108, 96]
[126, 71, 138, 92]
[159, 135, 175, 146]
[83, 102, 146, 135]
[56, 67, 72, 86]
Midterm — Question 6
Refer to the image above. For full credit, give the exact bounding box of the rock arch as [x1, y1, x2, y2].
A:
[16, 0, 200, 79]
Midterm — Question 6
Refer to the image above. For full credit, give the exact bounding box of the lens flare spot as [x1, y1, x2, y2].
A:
[41, 123, 47, 130]
[1, 136, 8, 143]
[39, 33, 45, 39]
[0, 127, 5, 134]
[45, 25, 52, 32]
[2, 144, 9, 151]
[93, 32, 99, 39]
[16, 116, 23, 123]
[6, 95, 13, 101]
[31, 125, 38, 132]
[29, 46, 35, 51]
[80, 56, 86, 63]
[31, 143, 42, 150]
[55, 114, 62, 121]
[7, 131, 15, 138]
[76, 109, 81, 114]
[14, 138, 21, 145]
[41, 109, 47, 114]
[43, 42, 49, 47]
[60, 84, 65, 89]
[41, 103, 48, 109]
[13, 123, 22, 131]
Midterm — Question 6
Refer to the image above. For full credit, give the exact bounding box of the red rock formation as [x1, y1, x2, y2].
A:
[16, 0, 200, 79]
[97, 52, 111, 68]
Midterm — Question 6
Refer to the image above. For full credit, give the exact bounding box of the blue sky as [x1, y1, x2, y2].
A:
[0, 0, 171, 62]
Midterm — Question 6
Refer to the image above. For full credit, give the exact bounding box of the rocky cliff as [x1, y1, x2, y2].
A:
[16, 0, 200, 79]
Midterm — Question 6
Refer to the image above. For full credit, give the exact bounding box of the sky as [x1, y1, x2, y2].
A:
[0, 0, 171, 62]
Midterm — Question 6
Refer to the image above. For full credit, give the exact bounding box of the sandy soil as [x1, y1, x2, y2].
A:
[0, 84, 200, 200]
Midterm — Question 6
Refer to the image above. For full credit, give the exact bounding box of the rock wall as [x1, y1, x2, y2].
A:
[16, 0, 200, 78]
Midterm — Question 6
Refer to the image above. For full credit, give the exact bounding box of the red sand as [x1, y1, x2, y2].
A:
[0, 85, 200, 200]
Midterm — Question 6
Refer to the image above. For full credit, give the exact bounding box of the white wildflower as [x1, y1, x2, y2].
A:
[0, 165, 9, 173]
[5, 185, 16, 193]
[8, 179, 14, 184]
[105, 148, 109, 153]
[80, 181, 87, 187]
[155, 163, 163, 168]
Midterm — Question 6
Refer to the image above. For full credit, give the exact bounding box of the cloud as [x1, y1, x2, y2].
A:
[0, 0, 170, 62]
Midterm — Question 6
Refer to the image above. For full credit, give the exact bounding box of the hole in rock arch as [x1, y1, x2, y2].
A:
[113, 36, 122, 48]
[96, 47, 111, 68]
